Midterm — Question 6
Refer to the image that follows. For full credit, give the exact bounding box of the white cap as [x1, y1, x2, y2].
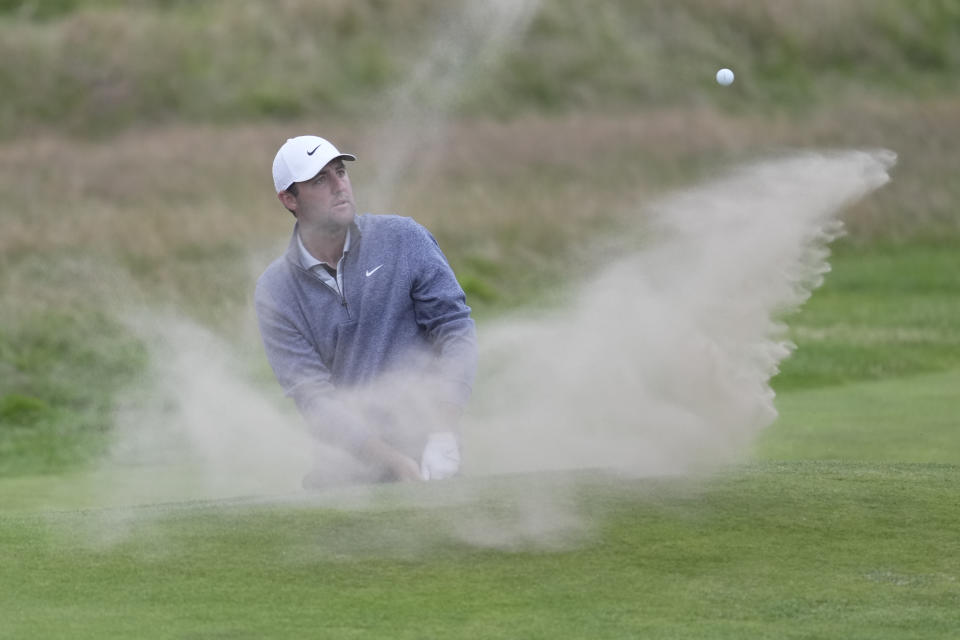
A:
[272, 135, 357, 193]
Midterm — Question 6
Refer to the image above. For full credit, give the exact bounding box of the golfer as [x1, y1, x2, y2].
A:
[255, 135, 478, 485]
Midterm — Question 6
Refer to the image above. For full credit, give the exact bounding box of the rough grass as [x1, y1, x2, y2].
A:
[0, 0, 958, 137]
[2, 104, 959, 476]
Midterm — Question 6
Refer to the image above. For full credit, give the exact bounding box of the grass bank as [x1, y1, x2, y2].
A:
[1, 0, 958, 482]
[2, 106, 959, 476]
[0, 0, 958, 137]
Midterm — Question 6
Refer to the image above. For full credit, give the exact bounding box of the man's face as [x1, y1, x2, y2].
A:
[281, 159, 356, 232]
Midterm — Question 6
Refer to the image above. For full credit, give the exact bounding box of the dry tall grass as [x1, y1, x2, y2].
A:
[2, 100, 955, 252]
[1, 99, 956, 332]
[1, 0, 956, 136]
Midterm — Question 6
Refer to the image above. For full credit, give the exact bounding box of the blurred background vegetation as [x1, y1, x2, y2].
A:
[1, 0, 958, 475]
[1, 0, 958, 135]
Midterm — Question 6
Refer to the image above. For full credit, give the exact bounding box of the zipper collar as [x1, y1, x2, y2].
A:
[284, 215, 362, 271]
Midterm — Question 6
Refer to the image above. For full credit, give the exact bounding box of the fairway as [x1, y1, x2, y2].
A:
[2, 462, 958, 639]
[2, 1, 960, 638]
[2, 364, 959, 639]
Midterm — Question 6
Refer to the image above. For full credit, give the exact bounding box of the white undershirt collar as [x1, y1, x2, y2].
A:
[296, 226, 351, 294]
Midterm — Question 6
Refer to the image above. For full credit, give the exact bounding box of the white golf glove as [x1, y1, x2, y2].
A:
[420, 431, 460, 481]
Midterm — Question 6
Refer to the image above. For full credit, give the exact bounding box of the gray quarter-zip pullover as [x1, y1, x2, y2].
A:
[255, 214, 477, 450]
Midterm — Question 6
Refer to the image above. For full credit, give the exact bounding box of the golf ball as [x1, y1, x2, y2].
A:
[716, 68, 734, 86]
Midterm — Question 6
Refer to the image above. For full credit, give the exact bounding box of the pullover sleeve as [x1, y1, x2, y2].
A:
[408, 223, 479, 414]
[254, 279, 374, 450]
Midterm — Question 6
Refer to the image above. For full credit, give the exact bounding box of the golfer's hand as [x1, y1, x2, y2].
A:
[420, 432, 460, 481]
[386, 451, 423, 482]
[358, 437, 422, 482]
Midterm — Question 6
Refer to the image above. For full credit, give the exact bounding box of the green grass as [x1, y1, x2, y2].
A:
[775, 241, 960, 390]
[2, 225, 959, 634]
[0, 311, 147, 476]
[759, 368, 960, 463]
[1, 318, 958, 637]
[1, 461, 957, 639]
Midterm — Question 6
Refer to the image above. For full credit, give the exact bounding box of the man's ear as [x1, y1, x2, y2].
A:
[277, 191, 298, 216]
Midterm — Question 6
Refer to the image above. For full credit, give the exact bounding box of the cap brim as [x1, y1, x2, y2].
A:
[288, 152, 358, 185]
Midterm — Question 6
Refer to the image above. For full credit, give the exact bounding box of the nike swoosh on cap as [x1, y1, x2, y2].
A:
[365, 265, 384, 277]
[306, 144, 322, 156]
